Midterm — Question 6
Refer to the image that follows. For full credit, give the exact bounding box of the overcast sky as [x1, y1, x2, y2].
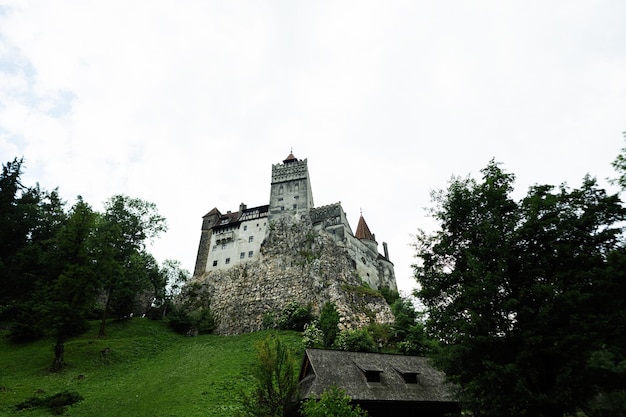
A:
[1, 1, 625, 296]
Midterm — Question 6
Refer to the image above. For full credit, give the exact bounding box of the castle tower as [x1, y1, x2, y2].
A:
[269, 152, 314, 220]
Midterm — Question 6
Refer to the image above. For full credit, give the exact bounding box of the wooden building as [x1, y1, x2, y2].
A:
[298, 349, 460, 417]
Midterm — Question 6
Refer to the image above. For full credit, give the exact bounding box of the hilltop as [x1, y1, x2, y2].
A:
[0, 319, 303, 416]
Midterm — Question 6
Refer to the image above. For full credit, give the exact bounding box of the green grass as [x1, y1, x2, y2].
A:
[0, 319, 303, 416]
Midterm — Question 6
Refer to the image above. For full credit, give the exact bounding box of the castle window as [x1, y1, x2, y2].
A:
[281, 206, 285, 211]
[248, 251, 254, 257]
[244, 225, 247, 231]
[293, 204, 297, 209]
[212, 260, 218, 267]
[279, 186, 284, 195]
[225, 258, 230, 264]
[240, 252, 245, 259]
[295, 183, 299, 192]
[249, 236, 254, 243]
[221, 244, 226, 249]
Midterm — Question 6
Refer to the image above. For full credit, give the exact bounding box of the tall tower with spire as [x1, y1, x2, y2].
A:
[268, 151, 314, 220]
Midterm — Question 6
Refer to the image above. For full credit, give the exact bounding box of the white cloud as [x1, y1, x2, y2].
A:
[1, 1, 625, 295]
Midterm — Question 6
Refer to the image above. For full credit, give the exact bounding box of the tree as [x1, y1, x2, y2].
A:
[391, 297, 438, 356]
[151, 259, 190, 319]
[1, 158, 68, 340]
[47, 197, 99, 371]
[95, 194, 167, 337]
[300, 385, 368, 417]
[414, 160, 626, 417]
[318, 302, 340, 348]
[240, 335, 299, 417]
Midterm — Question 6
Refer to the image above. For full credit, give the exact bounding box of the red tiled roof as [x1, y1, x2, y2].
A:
[355, 215, 375, 240]
[283, 152, 297, 163]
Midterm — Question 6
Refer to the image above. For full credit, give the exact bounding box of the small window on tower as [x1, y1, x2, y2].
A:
[212, 260, 218, 267]
[249, 236, 254, 243]
[240, 252, 245, 259]
[248, 251, 254, 257]
[244, 225, 247, 231]
[225, 258, 230, 264]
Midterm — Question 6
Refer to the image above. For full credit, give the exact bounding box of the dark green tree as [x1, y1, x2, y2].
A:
[1, 158, 68, 339]
[414, 160, 626, 417]
[95, 194, 167, 337]
[47, 197, 99, 371]
[318, 302, 340, 348]
[391, 297, 438, 356]
[240, 335, 299, 417]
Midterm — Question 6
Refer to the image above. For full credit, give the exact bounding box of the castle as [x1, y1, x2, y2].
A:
[188, 152, 396, 334]
[193, 152, 396, 291]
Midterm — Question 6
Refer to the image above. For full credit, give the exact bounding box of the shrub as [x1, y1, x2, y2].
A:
[302, 322, 324, 348]
[332, 328, 377, 352]
[240, 335, 299, 417]
[318, 302, 340, 348]
[167, 307, 215, 335]
[277, 302, 313, 331]
[15, 390, 83, 415]
[300, 385, 368, 417]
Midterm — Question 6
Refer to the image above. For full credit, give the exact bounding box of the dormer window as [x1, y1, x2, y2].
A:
[393, 366, 420, 384]
[355, 362, 383, 383]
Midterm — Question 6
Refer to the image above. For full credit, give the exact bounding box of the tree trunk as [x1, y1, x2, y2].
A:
[50, 335, 65, 372]
[98, 289, 113, 338]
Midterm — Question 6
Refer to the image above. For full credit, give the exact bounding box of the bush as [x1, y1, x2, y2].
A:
[167, 307, 215, 335]
[240, 335, 299, 417]
[303, 322, 324, 348]
[318, 302, 340, 348]
[332, 328, 377, 352]
[15, 390, 83, 415]
[277, 302, 313, 331]
[300, 385, 368, 417]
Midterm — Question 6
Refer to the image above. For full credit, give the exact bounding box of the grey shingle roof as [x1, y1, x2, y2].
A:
[299, 349, 457, 403]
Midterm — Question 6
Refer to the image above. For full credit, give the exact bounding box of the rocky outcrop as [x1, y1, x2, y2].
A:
[183, 216, 394, 335]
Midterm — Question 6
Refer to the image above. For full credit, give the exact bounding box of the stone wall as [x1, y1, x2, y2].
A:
[184, 216, 394, 335]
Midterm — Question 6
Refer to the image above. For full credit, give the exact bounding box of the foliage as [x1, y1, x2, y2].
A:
[341, 284, 382, 299]
[300, 385, 368, 417]
[240, 334, 300, 417]
[277, 301, 313, 331]
[95, 194, 167, 336]
[15, 390, 83, 415]
[413, 160, 626, 416]
[303, 322, 324, 348]
[390, 297, 438, 356]
[167, 306, 216, 335]
[379, 286, 400, 305]
[0, 158, 178, 370]
[318, 302, 340, 348]
[611, 133, 626, 189]
[332, 328, 377, 353]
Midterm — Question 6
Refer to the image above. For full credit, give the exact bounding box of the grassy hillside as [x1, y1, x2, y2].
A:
[0, 319, 303, 416]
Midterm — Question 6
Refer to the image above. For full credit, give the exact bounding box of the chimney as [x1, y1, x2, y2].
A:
[383, 242, 389, 260]
[239, 202, 247, 212]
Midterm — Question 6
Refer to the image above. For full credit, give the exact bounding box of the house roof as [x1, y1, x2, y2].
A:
[299, 349, 457, 404]
[355, 215, 375, 241]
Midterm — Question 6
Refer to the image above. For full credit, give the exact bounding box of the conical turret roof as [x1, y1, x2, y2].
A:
[355, 214, 376, 241]
[283, 151, 298, 163]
